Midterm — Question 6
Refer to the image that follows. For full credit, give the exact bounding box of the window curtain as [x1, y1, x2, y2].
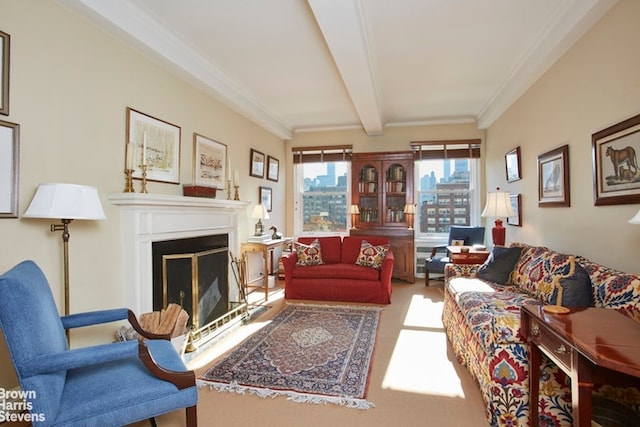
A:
[291, 145, 353, 164]
[410, 139, 481, 160]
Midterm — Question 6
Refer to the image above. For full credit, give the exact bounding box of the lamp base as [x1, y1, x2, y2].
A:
[492, 218, 506, 246]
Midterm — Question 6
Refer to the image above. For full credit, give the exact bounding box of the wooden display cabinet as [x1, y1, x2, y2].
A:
[351, 152, 415, 283]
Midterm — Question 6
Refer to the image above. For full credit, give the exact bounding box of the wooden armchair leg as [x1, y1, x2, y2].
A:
[186, 405, 197, 427]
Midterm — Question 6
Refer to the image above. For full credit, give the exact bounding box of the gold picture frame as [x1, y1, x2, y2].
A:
[538, 145, 570, 207]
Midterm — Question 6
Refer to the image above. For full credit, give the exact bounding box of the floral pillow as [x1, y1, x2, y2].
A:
[355, 240, 390, 270]
[294, 239, 324, 266]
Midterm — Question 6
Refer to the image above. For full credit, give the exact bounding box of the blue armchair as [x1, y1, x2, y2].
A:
[424, 226, 485, 285]
[0, 260, 197, 426]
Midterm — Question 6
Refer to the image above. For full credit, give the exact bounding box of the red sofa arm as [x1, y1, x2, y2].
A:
[282, 251, 298, 287]
[379, 250, 394, 288]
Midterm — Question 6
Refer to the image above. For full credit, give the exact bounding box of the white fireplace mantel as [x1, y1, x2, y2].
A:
[107, 193, 249, 315]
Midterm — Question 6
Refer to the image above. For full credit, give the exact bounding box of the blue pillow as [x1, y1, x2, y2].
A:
[477, 246, 523, 285]
[554, 264, 593, 307]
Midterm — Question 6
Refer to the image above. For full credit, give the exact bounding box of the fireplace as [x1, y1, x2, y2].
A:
[108, 193, 250, 343]
[153, 234, 229, 330]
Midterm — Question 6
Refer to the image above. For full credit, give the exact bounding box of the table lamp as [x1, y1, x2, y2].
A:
[251, 204, 269, 236]
[349, 204, 360, 229]
[481, 187, 515, 246]
[403, 204, 415, 230]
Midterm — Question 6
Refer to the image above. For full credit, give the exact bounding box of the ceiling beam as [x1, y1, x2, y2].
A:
[307, 0, 384, 136]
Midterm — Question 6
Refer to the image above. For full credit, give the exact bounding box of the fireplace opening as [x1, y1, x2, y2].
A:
[152, 234, 229, 330]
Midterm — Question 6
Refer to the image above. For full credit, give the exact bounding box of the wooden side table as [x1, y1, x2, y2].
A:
[521, 304, 640, 426]
[446, 245, 490, 265]
[241, 237, 293, 301]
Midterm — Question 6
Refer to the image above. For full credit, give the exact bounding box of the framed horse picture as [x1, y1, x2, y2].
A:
[592, 113, 640, 206]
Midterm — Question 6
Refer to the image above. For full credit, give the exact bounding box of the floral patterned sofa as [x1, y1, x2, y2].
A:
[442, 243, 640, 426]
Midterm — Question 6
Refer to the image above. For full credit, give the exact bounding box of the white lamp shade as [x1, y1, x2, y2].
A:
[24, 183, 106, 220]
[349, 204, 360, 214]
[403, 204, 415, 214]
[251, 204, 269, 220]
[629, 209, 640, 224]
[481, 190, 516, 218]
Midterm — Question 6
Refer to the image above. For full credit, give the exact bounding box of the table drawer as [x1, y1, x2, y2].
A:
[530, 320, 572, 371]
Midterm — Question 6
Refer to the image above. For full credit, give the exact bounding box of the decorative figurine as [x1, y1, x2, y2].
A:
[269, 226, 283, 240]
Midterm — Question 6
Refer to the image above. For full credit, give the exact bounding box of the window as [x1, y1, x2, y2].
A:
[411, 140, 481, 236]
[292, 146, 352, 235]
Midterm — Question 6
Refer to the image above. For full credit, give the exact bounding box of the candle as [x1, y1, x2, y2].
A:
[227, 156, 232, 181]
[126, 142, 133, 170]
[142, 132, 147, 166]
[234, 170, 239, 186]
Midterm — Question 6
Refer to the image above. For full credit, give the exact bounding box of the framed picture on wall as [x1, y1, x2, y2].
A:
[0, 119, 19, 217]
[193, 133, 227, 189]
[126, 107, 181, 184]
[506, 194, 521, 226]
[538, 144, 570, 207]
[592, 113, 640, 206]
[0, 31, 9, 116]
[250, 149, 265, 178]
[267, 156, 279, 182]
[259, 186, 272, 212]
[505, 146, 521, 182]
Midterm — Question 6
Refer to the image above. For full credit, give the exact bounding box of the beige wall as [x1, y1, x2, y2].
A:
[0, 0, 285, 388]
[485, 0, 640, 274]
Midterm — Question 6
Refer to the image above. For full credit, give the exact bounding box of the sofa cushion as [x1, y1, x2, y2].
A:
[456, 290, 540, 348]
[294, 239, 324, 266]
[297, 236, 342, 264]
[291, 263, 380, 281]
[511, 246, 575, 301]
[577, 255, 640, 314]
[355, 240, 390, 270]
[477, 246, 523, 285]
[342, 236, 391, 264]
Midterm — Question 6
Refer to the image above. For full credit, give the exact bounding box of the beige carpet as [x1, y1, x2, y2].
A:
[129, 280, 488, 426]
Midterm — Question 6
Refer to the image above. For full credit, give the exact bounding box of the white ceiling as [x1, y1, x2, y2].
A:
[60, 0, 617, 139]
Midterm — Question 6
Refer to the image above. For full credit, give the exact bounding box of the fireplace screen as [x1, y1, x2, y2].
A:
[162, 247, 229, 330]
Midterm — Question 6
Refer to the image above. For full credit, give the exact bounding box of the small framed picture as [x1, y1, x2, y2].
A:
[250, 149, 265, 178]
[259, 186, 272, 212]
[0, 119, 19, 217]
[592, 113, 640, 206]
[505, 146, 521, 182]
[507, 194, 522, 226]
[538, 145, 570, 207]
[193, 133, 227, 189]
[267, 156, 279, 182]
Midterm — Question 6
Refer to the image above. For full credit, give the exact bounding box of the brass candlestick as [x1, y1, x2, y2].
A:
[227, 179, 232, 200]
[140, 165, 148, 194]
[234, 185, 240, 201]
[123, 169, 135, 193]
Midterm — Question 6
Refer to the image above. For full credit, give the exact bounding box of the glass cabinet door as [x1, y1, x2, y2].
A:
[357, 164, 379, 225]
[385, 163, 407, 226]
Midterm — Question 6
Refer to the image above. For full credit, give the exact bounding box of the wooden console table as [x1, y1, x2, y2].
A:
[241, 237, 293, 301]
[521, 304, 640, 426]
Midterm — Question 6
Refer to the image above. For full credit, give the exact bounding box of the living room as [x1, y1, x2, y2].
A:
[1, 0, 639, 425]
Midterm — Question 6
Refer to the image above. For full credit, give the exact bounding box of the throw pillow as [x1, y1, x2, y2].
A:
[294, 239, 324, 266]
[554, 264, 593, 307]
[355, 240, 390, 270]
[477, 246, 523, 285]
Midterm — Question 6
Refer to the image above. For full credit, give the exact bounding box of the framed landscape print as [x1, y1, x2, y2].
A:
[592, 113, 640, 206]
[193, 133, 227, 189]
[538, 145, 570, 207]
[250, 149, 265, 178]
[126, 107, 181, 184]
[505, 146, 521, 182]
[0, 119, 19, 217]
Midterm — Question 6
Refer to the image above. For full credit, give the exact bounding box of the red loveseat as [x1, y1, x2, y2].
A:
[282, 236, 394, 304]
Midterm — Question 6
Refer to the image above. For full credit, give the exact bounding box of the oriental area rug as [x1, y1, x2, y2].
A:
[198, 303, 382, 409]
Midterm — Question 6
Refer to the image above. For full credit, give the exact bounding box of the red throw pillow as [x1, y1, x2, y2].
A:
[355, 240, 390, 270]
[294, 239, 324, 266]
